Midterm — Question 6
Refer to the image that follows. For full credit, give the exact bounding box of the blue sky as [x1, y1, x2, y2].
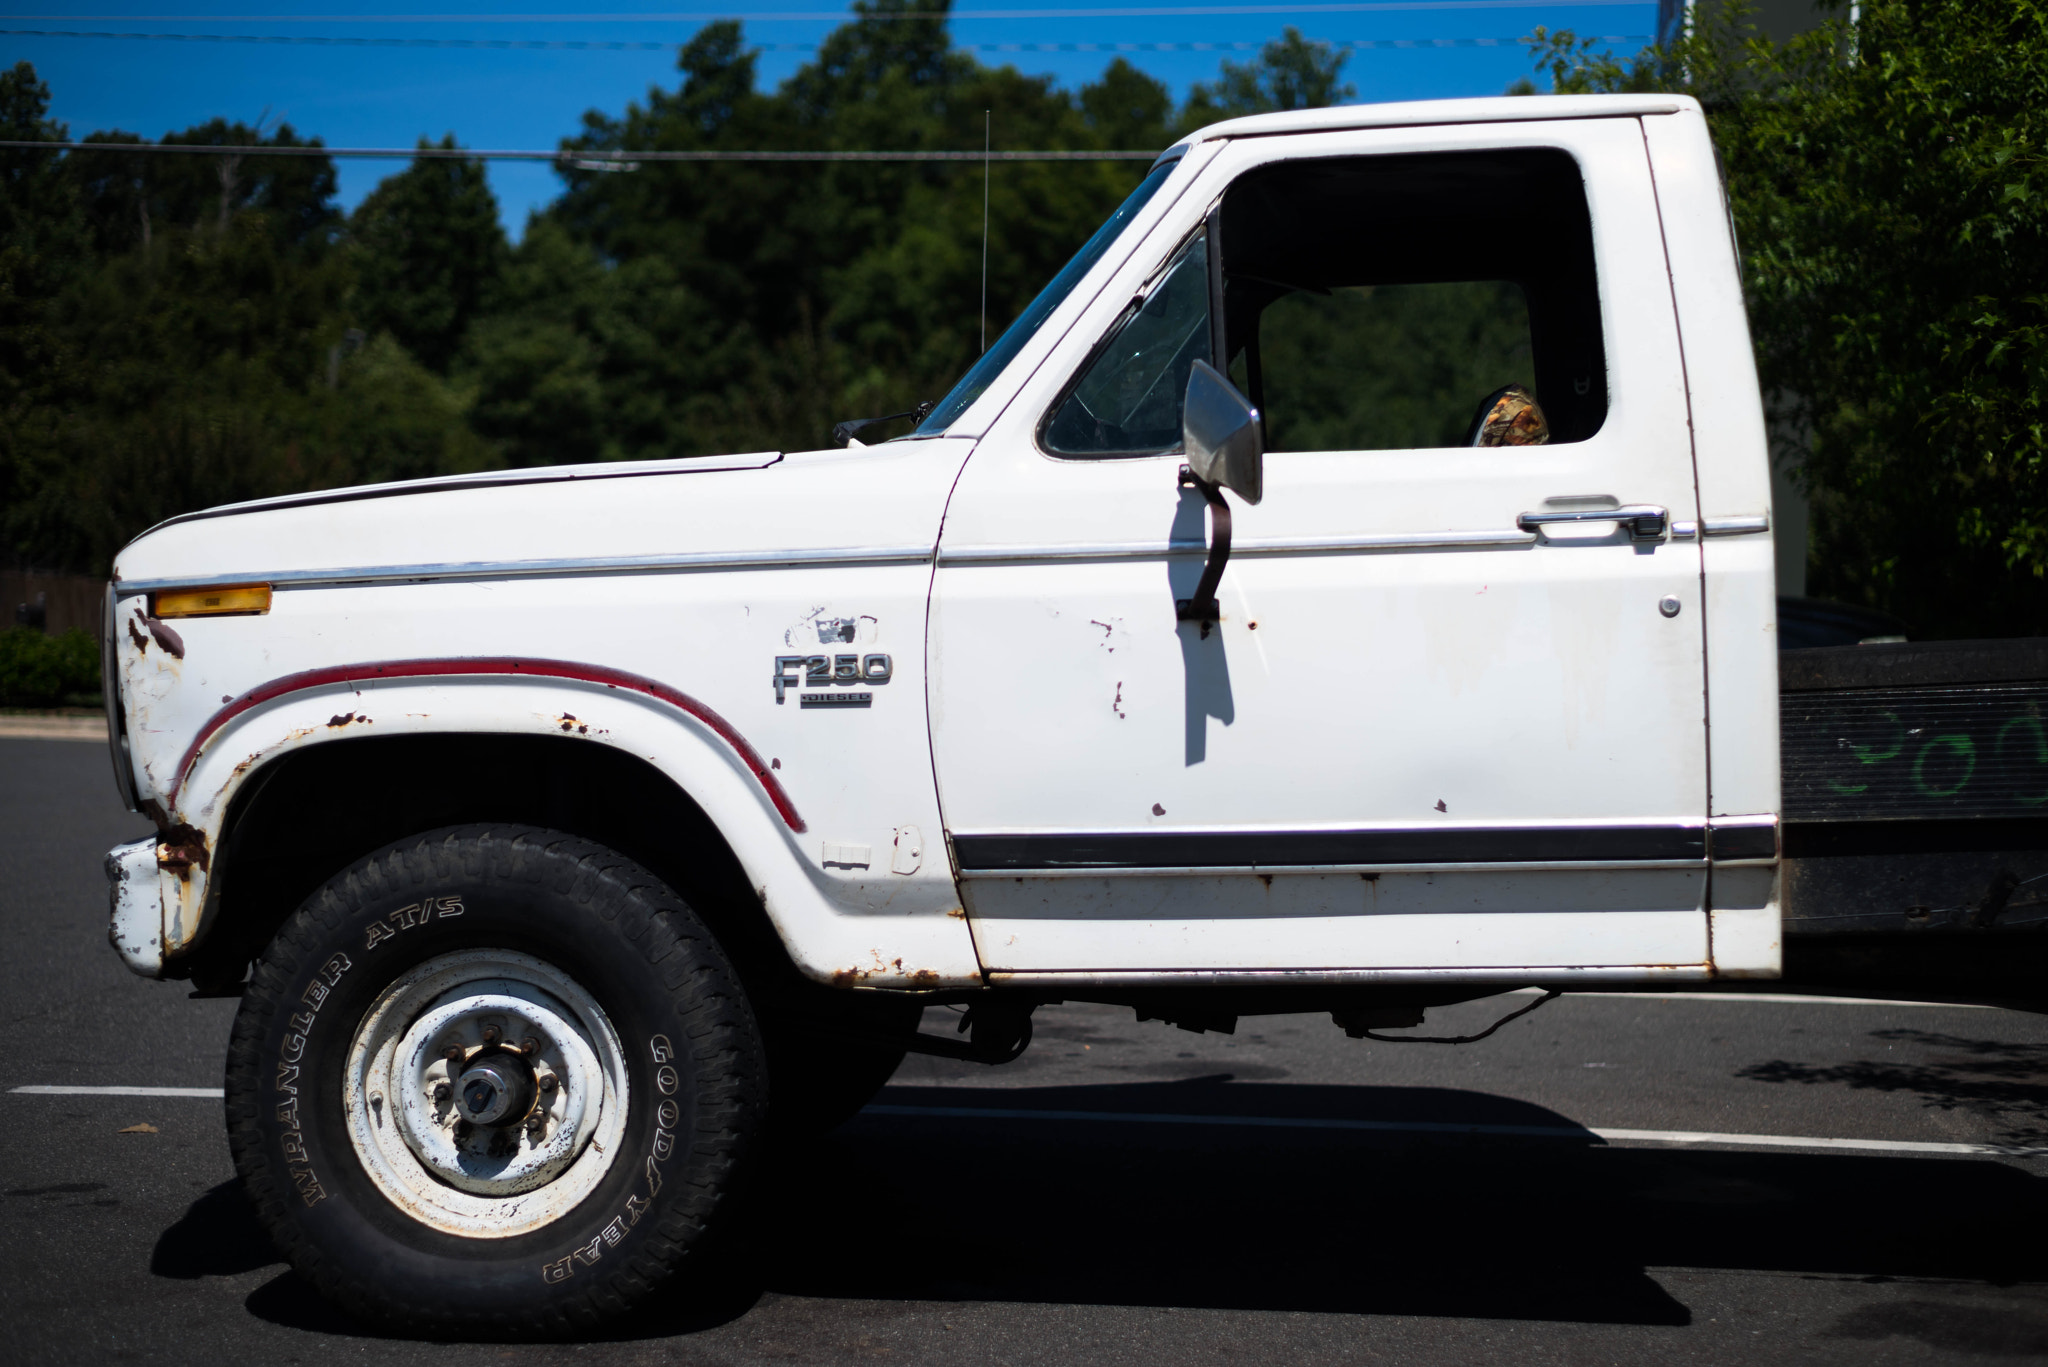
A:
[12, 2, 1660, 235]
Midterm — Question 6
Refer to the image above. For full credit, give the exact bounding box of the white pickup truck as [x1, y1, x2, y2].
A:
[98, 93, 2048, 1334]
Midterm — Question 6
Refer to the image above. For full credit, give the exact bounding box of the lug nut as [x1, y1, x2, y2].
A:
[432, 1082, 452, 1103]
[538, 1075, 558, 1094]
[480, 1024, 501, 1045]
[525, 1114, 544, 1135]
[521, 1035, 541, 1056]
[443, 1044, 464, 1065]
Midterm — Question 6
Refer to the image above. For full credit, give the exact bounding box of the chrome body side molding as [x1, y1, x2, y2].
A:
[939, 527, 1537, 565]
[115, 544, 937, 596]
[1701, 515, 1770, 537]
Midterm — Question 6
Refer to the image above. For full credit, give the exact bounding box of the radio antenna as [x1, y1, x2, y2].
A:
[980, 109, 990, 354]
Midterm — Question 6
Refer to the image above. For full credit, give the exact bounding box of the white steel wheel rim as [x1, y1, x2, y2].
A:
[345, 948, 631, 1239]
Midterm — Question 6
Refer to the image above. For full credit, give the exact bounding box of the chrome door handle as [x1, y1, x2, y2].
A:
[1517, 504, 1669, 543]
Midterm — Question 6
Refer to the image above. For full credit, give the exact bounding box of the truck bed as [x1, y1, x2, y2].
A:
[1777, 638, 2048, 1007]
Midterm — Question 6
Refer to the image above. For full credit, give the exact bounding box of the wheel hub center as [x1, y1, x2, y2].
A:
[456, 1055, 533, 1127]
[355, 971, 620, 1206]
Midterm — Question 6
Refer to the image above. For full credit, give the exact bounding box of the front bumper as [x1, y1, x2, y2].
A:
[106, 836, 164, 977]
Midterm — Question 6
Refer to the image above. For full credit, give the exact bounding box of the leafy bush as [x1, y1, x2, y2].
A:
[0, 627, 99, 706]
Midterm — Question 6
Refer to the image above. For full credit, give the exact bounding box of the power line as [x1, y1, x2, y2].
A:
[0, 26, 1645, 50]
[0, 3, 1656, 20]
[0, 139, 1163, 161]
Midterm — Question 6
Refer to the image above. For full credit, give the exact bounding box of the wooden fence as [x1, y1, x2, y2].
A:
[4, 571, 105, 639]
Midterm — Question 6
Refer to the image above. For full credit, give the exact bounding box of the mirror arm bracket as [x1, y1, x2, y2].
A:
[1175, 464, 1232, 636]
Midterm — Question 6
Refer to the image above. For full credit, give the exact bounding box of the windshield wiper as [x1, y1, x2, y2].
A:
[832, 401, 933, 448]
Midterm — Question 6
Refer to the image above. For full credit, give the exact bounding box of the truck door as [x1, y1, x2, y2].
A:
[929, 117, 1712, 981]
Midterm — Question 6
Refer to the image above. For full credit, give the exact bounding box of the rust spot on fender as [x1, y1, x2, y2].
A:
[907, 969, 941, 988]
[145, 618, 185, 659]
[946, 906, 967, 919]
[556, 712, 589, 735]
[831, 968, 866, 988]
[127, 617, 149, 653]
[155, 823, 210, 880]
[327, 711, 364, 729]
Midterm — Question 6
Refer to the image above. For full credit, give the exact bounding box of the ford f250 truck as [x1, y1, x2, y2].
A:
[98, 93, 2048, 1335]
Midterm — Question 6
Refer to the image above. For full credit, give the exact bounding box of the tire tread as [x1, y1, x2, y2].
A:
[225, 824, 762, 1337]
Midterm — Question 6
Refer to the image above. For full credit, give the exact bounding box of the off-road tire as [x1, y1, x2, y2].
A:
[225, 825, 764, 1337]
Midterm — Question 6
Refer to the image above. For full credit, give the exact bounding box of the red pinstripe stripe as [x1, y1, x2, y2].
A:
[169, 657, 806, 832]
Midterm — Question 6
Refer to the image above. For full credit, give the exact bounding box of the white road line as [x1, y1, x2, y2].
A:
[861, 1104, 2048, 1158]
[10, 1085, 223, 1098]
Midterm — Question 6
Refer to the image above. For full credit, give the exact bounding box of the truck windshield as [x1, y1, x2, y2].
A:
[913, 156, 1180, 437]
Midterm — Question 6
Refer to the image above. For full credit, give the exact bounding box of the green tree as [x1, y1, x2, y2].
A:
[1527, 1, 2048, 638]
[0, 61, 81, 270]
[67, 132, 156, 255]
[463, 219, 621, 467]
[523, 5, 1170, 455]
[0, 62, 87, 570]
[349, 138, 510, 373]
[1181, 27, 1356, 126]
[1, 76, 493, 573]
[149, 118, 339, 247]
[1081, 57, 1175, 148]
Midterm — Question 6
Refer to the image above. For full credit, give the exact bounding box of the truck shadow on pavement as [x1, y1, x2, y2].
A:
[150, 1182, 278, 1281]
[151, 1076, 2048, 1341]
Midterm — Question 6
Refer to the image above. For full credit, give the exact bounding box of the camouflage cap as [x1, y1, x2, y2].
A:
[1467, 384, 1550, 447]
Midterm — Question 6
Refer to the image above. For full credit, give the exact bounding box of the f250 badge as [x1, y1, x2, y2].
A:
[774, 653, 891, 707]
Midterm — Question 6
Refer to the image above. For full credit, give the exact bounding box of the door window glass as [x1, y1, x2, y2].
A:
[1041, 236, 1210, 457]
[1254, 281, 1534, 451]
[1220, 147, 1607, 451]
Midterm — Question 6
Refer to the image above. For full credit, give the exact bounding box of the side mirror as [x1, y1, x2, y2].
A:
[1174, 360, 1263, 632]
[1182, 359, 1263, 505]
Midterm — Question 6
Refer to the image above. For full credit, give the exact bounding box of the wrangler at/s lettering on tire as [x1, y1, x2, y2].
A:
[225, 825, 765, 1336]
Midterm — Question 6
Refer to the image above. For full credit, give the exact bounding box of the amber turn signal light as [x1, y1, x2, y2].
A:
[152, 584, 272, 618]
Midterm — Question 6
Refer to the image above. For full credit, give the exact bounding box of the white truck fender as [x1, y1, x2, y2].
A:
[135, 668, 980, 987]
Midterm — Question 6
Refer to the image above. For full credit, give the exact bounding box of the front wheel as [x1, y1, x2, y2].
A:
[225, 826, 764, 1336]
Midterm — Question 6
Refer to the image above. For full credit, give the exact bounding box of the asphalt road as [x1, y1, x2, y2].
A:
[7, 736, 2048, 1364]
